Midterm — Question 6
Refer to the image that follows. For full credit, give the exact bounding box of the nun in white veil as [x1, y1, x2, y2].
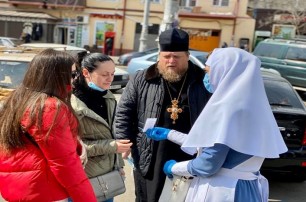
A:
[145, 47, 287, 202]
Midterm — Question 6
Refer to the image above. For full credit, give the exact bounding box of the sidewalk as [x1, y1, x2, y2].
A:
[115, 159, 135, 202]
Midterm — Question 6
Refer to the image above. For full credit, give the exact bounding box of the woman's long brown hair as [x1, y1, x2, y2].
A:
[0, 49, 80, 153]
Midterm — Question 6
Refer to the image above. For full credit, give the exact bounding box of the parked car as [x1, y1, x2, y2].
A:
[20, 43, 91, 60]
[253, 38, 306, 89]
[0, 45, 129, 93]
[21, 43, 128, 90]
[118, 47, 158, 66]
[127, 50, 209, 76]
[0, 37, 23, 48]
[260, 69, 306, 182]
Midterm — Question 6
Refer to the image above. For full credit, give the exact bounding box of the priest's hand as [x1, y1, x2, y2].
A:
[145, 127, 171, 141]
[163, 160, 177, 178]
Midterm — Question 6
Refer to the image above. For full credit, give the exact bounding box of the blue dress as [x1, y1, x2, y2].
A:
[184, 144, 267, 202]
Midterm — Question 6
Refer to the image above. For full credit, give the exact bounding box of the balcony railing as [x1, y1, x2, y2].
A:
[9, 0, 86, 8]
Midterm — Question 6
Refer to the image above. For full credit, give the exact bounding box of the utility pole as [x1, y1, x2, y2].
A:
[159, 0, 180, 35]
[139, 0, 151, 52]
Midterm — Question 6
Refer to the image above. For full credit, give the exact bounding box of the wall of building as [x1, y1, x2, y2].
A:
[249, 0, 306, 46]
[178, 0, 255, 51]
[198, 0, 236, 14]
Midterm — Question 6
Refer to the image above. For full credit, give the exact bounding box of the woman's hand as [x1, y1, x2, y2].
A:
[116, 139, 133, 153]
[78, 139, 88, 168]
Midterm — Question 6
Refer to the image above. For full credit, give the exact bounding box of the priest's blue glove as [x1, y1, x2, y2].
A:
[163, 160, 177, 178]
[145, 127, 171, 141]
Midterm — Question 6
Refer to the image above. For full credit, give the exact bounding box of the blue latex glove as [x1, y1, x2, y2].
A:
[163, 160, 177, 178]
[145, 127, 171, 141]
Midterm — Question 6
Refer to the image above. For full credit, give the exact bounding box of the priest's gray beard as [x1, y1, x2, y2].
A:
[158, 64, 187, 83]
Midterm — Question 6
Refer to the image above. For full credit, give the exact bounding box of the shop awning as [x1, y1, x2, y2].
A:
[0, 10, 57, 23]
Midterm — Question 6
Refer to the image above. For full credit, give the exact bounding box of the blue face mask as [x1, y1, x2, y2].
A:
[88, 82, 106, 92]
[203, 73, 213, 93]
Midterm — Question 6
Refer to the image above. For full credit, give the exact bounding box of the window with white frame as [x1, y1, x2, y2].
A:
[213, 0, 229, 6]
[178, 0, 197, 6]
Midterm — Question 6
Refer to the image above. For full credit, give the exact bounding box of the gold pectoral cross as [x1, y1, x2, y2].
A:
[167, 98, 183, 124]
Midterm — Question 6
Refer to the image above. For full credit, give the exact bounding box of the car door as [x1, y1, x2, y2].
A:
[282, 46, 306, 88]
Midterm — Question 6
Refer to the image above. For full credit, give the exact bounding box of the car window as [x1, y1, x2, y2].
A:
[253, 44, 282, 58]
[0, 39, 14, 47]
[264, 79, 304, 109]
[285, 47, 306, 62]
[147, 55, 158, 62]
[195, 55, 206, 65]
[0, 61, 28, 89]
[9, 38, 22, 46]
[144, 48, 158, 55]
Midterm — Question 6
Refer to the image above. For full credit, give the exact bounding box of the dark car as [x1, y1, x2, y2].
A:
[118, 47, 158, 66]
[260, 69, 306, 182]
[253, 38, 306, 89]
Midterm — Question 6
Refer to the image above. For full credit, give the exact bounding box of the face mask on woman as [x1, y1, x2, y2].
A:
[88, 82, 106, 92]
[203, 73, 213, 93]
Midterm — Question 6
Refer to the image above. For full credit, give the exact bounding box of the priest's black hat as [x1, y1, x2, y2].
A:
[159, 28, 189, 52]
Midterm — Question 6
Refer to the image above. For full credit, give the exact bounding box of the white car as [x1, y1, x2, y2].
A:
[0, 37, 22, 48]
[20, 43, 87, 57]
[127, 50, 208, 77]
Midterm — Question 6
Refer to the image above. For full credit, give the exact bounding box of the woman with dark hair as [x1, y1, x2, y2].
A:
[74, 50, 88, 72]
[0, 49, 96, 202]
[71, 52, 132, 202]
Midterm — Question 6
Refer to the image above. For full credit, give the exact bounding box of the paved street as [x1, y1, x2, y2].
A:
[114, 159, 135, 202]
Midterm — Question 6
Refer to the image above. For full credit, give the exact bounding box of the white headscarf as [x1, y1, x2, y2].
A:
[181, 48, 287, 158]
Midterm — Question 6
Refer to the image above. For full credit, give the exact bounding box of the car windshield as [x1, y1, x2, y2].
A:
[0, 39, 14, 47]
[144, 48, 158, 54]
[147, 54, 158, 62]
[0, 60, 28, 89]
[264, 79, 304, 109]
[194, 55, 206, 65]
[10, 39, 23, 46]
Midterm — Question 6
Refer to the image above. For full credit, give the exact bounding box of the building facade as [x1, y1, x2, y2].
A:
[0, 0, 255, 55]
[248, 0, 306, 48]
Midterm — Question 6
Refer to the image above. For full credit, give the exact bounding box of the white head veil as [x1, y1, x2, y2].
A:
[181, 48, 287, 158]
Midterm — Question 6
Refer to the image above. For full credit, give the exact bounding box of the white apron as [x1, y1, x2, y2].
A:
[185, 157, 268, 202]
